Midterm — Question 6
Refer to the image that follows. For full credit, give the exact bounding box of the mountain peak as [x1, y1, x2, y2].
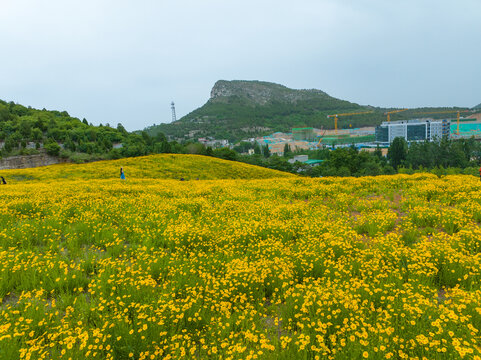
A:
[145, 79, 370, 141]
[210, 80, 329, 106]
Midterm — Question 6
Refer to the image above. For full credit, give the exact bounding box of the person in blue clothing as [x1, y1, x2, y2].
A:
[120, 167, 126, 180]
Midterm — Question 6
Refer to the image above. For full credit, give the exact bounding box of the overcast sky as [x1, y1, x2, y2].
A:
[1, 0, 480, 131]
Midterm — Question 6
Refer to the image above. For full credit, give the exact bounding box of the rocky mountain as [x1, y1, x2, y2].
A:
[146, 80, 472, 143]
[146, 80, 381, 142]
[209, 80, 340, 106]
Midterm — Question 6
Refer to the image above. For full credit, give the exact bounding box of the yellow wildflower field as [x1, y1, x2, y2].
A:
[1, 154, 294, 182]
[0, 160, 480, 359]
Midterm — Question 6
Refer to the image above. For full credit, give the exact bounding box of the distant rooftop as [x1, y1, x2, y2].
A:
[305, 159, 324, 165]
[381, 118, 448, 125]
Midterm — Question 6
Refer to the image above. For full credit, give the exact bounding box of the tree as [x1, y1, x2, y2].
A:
[141, 131, 152, 146]
[213, 148, 237, 161]
[387, 137, 407, 170]
[64, 135, 76, 151]
[117, 123, 128, 134]
[328, 148, 351, 171]
[0, 104, 14, 122]
[160, 140, 172, 153]
[233, 141, 253, 154]
[283, 143, 291, 157]
[358, 161, 381, 176]
[205, 147, 214, 157]
[19, 120, 32, 139]
[406, 141, 433, 169]
[44, 141, 61, 156]
[4, 136, 18, 153]
[31, 128, 43, 141]
[263, 144, 270, 158]
[185, 143, 205, 154]
[267, 155, 293, 172]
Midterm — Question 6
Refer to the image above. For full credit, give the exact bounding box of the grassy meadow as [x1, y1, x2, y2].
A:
[0, 155, 480, 359]
[1, 154, 294, 182]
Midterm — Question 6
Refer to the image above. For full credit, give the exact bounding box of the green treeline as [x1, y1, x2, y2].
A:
[2, 99, 480, 178]
[209, 137, 481, 178]
[0, 100, 176, 162]
[389, 137, 481, 175]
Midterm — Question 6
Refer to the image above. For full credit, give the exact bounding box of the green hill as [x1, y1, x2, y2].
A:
[2, 153, 295, 182]
[473, 103, 481, 110]
[0, 99, 175, 162]
[147, 80, 369, 141]
[146, 80, 471, 142]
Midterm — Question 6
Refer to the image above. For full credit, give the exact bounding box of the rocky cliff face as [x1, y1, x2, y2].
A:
[0, 154, 69, 170]
[209, 80, 331, 105]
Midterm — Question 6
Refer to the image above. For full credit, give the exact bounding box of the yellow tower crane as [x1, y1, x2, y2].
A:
[413, 110, 470, 135]
[385, 108, 408, 122]
[316, 127, 327, 148]
[326, 110, 374, 135]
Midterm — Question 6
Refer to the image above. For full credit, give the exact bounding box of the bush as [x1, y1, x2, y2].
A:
[382, 165, 396, 175]
[398, 167, 414, 175]
[44, 142, 61, 156]
[69, 153, 93, 164]
[463, 167, 479, 177]
[108, 149, 122, 160]
[59, 150, 72, 159]
[19, 148, 39, 156]
[213, 148, 237, 161]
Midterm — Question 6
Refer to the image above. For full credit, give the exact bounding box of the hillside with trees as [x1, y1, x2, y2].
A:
[2, 97, 479, 178]
[145, 80, 470, 142]
[0, 99, 173, 162]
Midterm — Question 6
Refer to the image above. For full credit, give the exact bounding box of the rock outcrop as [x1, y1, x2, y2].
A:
[209, 80, 331, 105]
[0, 154, 69, 170]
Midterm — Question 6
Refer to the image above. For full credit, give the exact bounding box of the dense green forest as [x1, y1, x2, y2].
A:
[145, 80, 472, 142]
[0, 100, 174, 162]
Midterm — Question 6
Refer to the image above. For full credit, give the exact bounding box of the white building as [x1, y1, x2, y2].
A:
[375, 119, 450, 145]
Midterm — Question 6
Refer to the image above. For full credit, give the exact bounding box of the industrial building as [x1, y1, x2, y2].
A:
[375, 119, 450, 145]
